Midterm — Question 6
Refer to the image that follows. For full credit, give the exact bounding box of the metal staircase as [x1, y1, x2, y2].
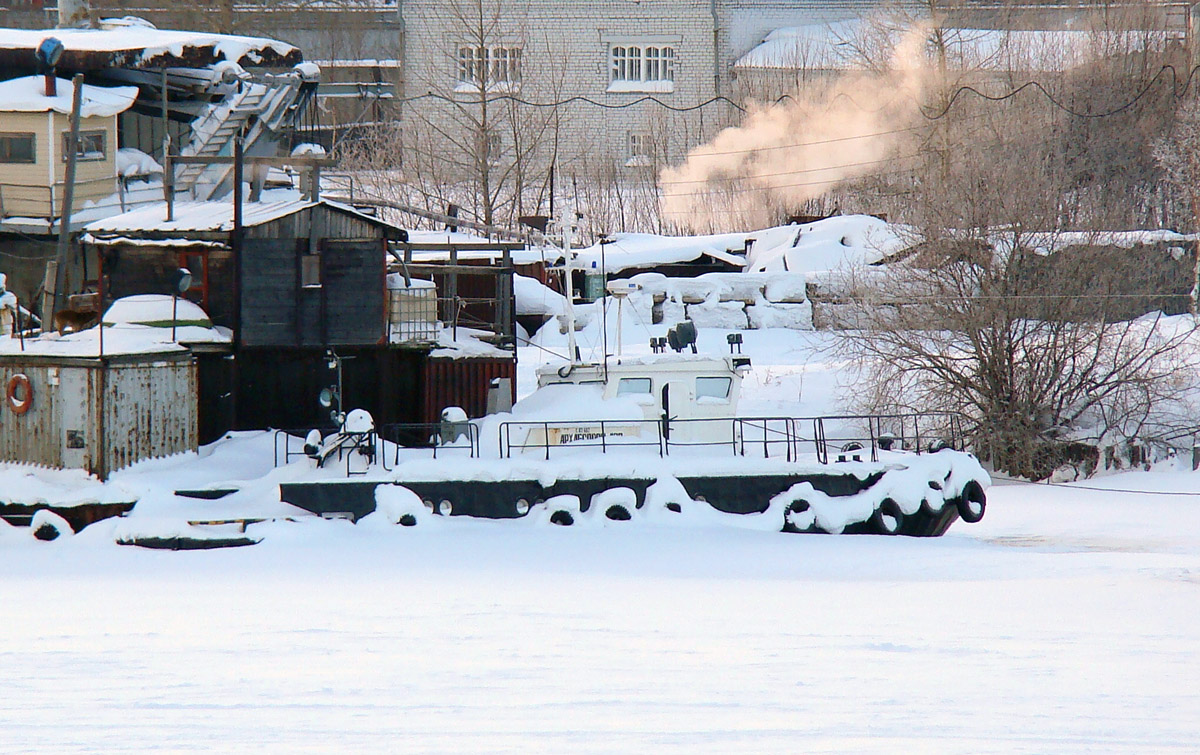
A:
[175, 73, 315, 200]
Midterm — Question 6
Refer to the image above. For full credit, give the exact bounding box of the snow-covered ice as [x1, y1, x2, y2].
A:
[1, 312, 1198, 751]
[2, 469, 1199, 752]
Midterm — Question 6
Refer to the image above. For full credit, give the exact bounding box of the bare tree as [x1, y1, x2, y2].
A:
[392, 0, 566, 227]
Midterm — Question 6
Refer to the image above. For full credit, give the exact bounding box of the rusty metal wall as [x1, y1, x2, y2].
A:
[0, 363, 80, 471]
[102, 360, 198, 477]
[421, 357, 516, 424]
[0, 356, 196, 479]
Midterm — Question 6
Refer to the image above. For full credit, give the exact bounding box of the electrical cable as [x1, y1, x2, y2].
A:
[406, 90, 747, 113]
[922, 63, 1200, 121]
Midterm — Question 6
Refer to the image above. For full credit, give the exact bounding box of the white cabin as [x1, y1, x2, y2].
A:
[534, 354, 751, 445]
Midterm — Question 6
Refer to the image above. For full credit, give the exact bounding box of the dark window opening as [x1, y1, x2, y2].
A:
[0, 133, 35, 163]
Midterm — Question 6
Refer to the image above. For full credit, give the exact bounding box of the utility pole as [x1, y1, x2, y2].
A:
[52, 73, 85, 324]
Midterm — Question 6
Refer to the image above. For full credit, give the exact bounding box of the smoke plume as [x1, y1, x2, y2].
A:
[659, 27, 936, 231]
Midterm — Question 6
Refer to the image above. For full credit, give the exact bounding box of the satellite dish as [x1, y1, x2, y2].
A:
[318, 387, 336, 408]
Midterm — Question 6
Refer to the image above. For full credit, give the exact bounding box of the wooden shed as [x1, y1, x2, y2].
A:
[82, 197, 518, 435]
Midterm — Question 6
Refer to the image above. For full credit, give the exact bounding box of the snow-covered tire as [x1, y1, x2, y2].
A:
[870, 498, 904, 535]
[956, 481, 986, 524]
[549, 510, 574, 526]
[605, 505, 631, 521]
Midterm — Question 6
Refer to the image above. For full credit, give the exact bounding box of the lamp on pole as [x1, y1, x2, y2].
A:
[172, 267, 192, 342]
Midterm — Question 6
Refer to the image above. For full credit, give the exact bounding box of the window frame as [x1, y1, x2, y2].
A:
[0, 132, 36, 164]
[456, 44, 522, 92]
[616, 377, 653, 396]
[696, 376, 732, 401]
[301, 248, 322, 289]
[62, 129, 106, 162]
[608, 42, 676, 91]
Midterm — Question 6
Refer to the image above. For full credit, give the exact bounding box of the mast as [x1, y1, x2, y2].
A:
[561, 207, 579, 364]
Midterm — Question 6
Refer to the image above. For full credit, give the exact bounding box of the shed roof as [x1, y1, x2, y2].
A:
[0, 75, 137, 116]
[84, 195, 406, 237]
[0, 20, 301, 71]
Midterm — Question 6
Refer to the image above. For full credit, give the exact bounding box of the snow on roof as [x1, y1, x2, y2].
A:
[84, 192, 398, 235]
[104, 294, 212, 328]
[572, 232, 749, 274]
[0, 76, 137, 117]
[0, 294, 229, 358]
[570, 216, 901, 276]
[0, 21, 299, 69]
[734, 22, 1171, 73]
[431, 326, 512, 359]
[746, 215, 907, 274]
[733, 21, 862, 71]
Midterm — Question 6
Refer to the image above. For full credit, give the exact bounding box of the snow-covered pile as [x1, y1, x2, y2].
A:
[116, 147, 163, 178]
[569, 215, 905, 277]
[514, 274, 565, 316]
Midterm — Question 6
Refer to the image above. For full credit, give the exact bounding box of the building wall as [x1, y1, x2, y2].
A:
[0, 109, 119, 219]
[401, 0, 735, 171]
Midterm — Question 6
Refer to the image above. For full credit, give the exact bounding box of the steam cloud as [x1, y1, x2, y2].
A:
[659, 27, 936, 231]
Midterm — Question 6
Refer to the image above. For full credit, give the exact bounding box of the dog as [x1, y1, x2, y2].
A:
[52, 309, 98, 335]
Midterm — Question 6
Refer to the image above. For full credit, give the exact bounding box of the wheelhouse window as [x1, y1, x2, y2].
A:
[616, 377, 652, 396]
[457, 45, 522, 91]
[696, 376, 731, 400]
[0, 133, 35, 163]
[609, 44, 676, 92]
[62, 130, 106, 162]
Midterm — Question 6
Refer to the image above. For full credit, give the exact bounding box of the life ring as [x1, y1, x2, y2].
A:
[7, 373, 31, 415]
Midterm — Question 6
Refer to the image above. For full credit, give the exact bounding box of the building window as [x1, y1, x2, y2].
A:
[609, 44, 676, 92]
[457, 45, 522, 91]
[626, 131, 653, 168]
[0, 133, 35, 164]
[301, 249, 321, 288]
[62, 130, 106, 162]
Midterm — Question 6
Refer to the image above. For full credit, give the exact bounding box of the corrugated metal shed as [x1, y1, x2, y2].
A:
[421, 357, 516, 424]
[0, 352, 197, 479]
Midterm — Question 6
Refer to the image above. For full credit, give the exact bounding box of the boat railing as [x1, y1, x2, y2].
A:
[499, 411, 966, 463]
[274, 422, 480, 471]
[377, 422, 480, 467]
[499, 419, 666, 460]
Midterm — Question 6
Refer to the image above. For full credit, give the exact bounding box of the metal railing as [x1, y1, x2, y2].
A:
[274, 422, 480, 472]
[275, 412, 966, 472]
[377, 422, 479, 465]
[273, 427, 376, 476]
[499, 411, 966, 463]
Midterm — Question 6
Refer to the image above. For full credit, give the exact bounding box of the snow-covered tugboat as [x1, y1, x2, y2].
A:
[278, 317, 990, 537]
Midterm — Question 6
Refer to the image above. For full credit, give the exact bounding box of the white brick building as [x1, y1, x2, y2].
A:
[400, 1, 892, 176]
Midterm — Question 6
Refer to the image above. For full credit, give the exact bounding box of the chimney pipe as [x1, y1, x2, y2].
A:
[44, 72, 56, 98]
[57, 0, 91, 29]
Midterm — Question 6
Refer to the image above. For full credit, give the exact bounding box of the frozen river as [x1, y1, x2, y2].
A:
[2, 471, 1198, 753]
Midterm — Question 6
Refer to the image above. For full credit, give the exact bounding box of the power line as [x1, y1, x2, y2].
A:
[658, 151, 927, 186]
[403, 90, 747, 113]
[923, 62, 1200, 121]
